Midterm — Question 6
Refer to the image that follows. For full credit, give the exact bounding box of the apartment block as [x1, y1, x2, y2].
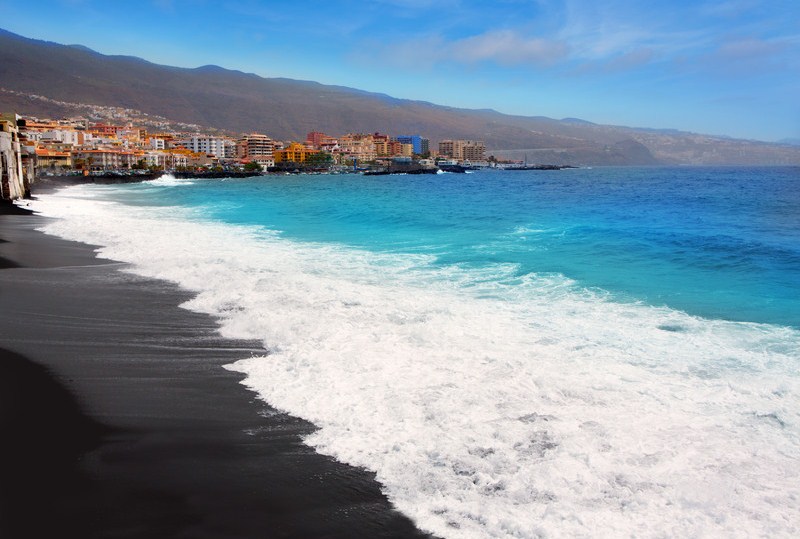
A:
[183, 135, 234, 159]
[36, 146, 73, 169]
[395, 135, 429, 155]
[72, 149, 140, 170]
[237, 133, 274, 166]
[305, 131, 330, 149]
[372, 133, 391, 156]
[273, 142, 319, 164]
[438, 139, 486, 161]
[89, 123, 124, 138]
[36, 128, 87, 146]
[338, 133, 377, 161]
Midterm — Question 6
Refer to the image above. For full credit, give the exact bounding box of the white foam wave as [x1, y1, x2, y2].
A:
[512, 226, 551, 235]
[144, 173, 195, 186]
[31, 186, 800, 538]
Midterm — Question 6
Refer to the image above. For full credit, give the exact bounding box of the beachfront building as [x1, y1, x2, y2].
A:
[273, 142, 320, 164]
[182, 136, 235, 159]
[237, 133, 274, 168]
[388, 140, 413, 157]
[338, 133, 377, 162]
[462, 141, 486, 162]
[142, 150, 188, 170]
[72, 148, 141, 171]
[395, 135, 429, 155]
[186, 152, 219, 168]
[144, 151, 167, 169]
[372, 133, 391, 156]
[438, 140, 456, 159]
[439, 139, 486, 162]
[35, 145, 73, 170]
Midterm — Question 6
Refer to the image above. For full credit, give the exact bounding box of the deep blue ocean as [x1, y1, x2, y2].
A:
[36, 166, 800, 538]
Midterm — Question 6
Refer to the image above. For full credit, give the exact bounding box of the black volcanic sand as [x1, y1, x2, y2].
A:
[0, 201, 435, 539]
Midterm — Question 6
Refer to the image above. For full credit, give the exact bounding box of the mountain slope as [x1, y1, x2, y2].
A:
[1, 29, 798, 165]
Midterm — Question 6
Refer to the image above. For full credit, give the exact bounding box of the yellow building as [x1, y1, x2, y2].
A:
[35, 146, 73, 169]
[273, 142, 319, 164]
[373, 133, 390, 156]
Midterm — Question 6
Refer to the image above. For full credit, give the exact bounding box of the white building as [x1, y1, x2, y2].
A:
[39, 129, 91, 146]
[145, 151, 188, 169]
[184, 136, 234, 159]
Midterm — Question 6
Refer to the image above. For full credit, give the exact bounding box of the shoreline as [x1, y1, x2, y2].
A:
[32, 170, 264, 188]
[0, 200, 434, 538]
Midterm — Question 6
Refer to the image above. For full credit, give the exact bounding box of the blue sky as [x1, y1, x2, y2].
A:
[2, 0, 799, 142]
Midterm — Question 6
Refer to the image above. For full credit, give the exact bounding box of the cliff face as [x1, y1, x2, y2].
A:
[0, 114, 28, 200]
[1, 29, 798, 166]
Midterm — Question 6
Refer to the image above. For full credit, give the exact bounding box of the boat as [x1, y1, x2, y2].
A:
[436, 159, 467, 173]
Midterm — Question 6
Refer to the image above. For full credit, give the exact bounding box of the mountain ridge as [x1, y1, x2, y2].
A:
[1, 28, 798, 165]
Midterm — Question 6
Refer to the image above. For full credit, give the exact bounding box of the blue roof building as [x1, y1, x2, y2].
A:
[395, 135, 429, 155]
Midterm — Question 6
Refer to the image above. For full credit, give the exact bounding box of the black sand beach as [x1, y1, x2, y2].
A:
[0, 200, 434, 538]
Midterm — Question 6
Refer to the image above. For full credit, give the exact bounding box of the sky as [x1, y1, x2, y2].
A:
[2, 0, 799, 142]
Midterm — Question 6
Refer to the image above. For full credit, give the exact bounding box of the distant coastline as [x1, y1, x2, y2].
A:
[3, 28, 799, 168]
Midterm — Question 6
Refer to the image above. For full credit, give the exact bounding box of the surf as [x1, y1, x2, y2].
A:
[31, 180, 800, 538]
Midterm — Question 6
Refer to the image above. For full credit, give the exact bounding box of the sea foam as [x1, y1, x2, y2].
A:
[32, 185, 800, 538]
[144, 173, 195, 187]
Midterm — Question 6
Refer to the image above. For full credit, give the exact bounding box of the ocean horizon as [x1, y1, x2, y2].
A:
[31, 166, 800, 538]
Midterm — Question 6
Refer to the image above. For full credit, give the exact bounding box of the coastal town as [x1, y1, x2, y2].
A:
[1, 107, 516, 200]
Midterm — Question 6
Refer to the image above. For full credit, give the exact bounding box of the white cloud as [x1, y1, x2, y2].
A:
[556, 0, 710, 61]
[716, 37, 786, 59]
[449, 30, 569, 66]
[353, 0, 798, 77]
[700, 37, 795, 75]
[151, 0, 175, 12]
[698, 0, 761, 18]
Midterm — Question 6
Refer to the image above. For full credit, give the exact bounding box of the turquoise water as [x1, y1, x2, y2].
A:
[123, 166, 800, 328]
[35, 166, 800, 538]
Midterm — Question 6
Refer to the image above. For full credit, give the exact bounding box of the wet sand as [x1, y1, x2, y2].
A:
[0, 201, 434, 538]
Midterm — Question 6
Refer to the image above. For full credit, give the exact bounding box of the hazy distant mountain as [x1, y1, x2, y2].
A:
[1, 28, 798, 166]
